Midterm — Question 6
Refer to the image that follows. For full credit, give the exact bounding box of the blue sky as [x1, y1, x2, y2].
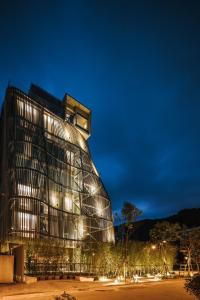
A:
[1, 0, 200, 218]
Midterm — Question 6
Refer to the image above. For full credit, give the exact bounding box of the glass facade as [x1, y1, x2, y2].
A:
[0, 85, 114, 249]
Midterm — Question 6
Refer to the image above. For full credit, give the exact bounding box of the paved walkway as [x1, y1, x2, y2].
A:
[0, 279, 194, 300]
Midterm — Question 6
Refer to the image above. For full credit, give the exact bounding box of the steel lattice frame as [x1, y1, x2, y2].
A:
[0, 86, 114, 252]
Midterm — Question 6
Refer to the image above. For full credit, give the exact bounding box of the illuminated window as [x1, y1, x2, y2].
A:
[44, 114, 71, 141]
[18, 212, 36, 231]
[50, 192, 59, 208]
[18, 199, 32, 211]
[17, 99, 38, 123]
[24, 142, 32, 157]
[64, 194, 73, 212]
[17, 184, 37, 197]
[63, 191, 80, 214]
[77, 217, 85, 239]
[50, 217, 59, 237]
[76, 114, 88, 131]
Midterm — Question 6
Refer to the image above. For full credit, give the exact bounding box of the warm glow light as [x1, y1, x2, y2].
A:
[90, 185, 97, 195]
[43, 112, 89, 153]
[50, 192, 59, 207]
[78, 136, 86, 151]
[18, 212, 36, 231]
[26, 103, 38, 117]
[64, 127, 71, 141]
[17, 100, 38, 120]
[113, 279, 119, 284]
[106, 226, 115, 243]
[17, 99, 23, 111]
[17, 184, 37, 196]
[107, 276, 125, 285]
[91, 162, 99, 177]
[151, 245, 156, 250]
[152, 277, 162, 282]
[96, 202, 103, 217]
[99, 276, 109, 282]
[64, 194, 73, 212]
[77, 217, 84, 239]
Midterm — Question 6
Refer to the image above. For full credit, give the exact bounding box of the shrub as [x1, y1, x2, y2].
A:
[55, 291, 76, 300]
[185, 274, 200, 300]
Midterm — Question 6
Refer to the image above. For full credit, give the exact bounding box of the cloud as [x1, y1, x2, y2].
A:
[1, 0, 200, 219]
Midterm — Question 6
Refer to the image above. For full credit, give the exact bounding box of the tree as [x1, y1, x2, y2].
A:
[185, 273, 200, 300]
[116, 201, 142, 281]
[25, 239, 70, 275]
[150, 221, 181, 243]
[180, 227, 200, 275]
[150, 221, 181, 276]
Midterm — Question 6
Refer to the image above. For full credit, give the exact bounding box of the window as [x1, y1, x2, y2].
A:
[17, 212, 36, 231]
[64, 193, 73, 212]
[17, 184, 37, 197]
[76, 114, 88, 131]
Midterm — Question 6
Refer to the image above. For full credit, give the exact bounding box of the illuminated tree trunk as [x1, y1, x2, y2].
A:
[187, 248, 192, 276]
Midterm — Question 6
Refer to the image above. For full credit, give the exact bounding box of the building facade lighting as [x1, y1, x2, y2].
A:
[0, 84, 115, 254]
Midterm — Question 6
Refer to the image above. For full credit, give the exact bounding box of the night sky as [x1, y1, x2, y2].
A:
[1, 0, 200, 219]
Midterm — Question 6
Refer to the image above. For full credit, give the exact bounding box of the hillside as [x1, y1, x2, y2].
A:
[115, 208, 200, 241]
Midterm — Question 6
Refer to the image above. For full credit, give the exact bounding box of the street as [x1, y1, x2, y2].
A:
[0, 279, 194, 300]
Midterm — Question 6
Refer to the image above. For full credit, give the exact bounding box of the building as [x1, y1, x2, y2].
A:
[0, 84, 114, 273]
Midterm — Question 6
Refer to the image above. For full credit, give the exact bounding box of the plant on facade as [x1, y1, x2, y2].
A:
[185, 273, 200, 300]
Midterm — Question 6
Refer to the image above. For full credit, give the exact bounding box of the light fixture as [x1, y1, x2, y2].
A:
[90, 185, 97, 195]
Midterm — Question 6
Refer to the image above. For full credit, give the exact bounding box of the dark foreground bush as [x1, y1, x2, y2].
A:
[185, 274, 200, 300]
[55, 291, 76, 300]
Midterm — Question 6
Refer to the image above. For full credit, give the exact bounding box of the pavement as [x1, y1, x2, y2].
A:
[0, 279, 194, 300]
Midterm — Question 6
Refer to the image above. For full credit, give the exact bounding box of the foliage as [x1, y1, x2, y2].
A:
[185, 274, 200, 300]
[25, 235, 177, 277]
[127, 241, 176, 275]
[25, 239, 71, 274]
[181, 228, 200, 273]
[150, 221, 181, 243]
[55, 291, 76, 300]
[121, 202, 142, 225]
[88, 242, 123, 276]
[90, 240, 177, 277]
[118, 202, 142, 279]
[116, 202, 142, 246]
[150, 221, 181, 275]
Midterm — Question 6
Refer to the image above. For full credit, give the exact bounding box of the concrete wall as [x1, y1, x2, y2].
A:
[13, 245, 24, 282]
[0, 255, 14, 283]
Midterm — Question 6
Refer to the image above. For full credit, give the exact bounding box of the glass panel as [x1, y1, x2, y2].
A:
[76, 114, 88, 130]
